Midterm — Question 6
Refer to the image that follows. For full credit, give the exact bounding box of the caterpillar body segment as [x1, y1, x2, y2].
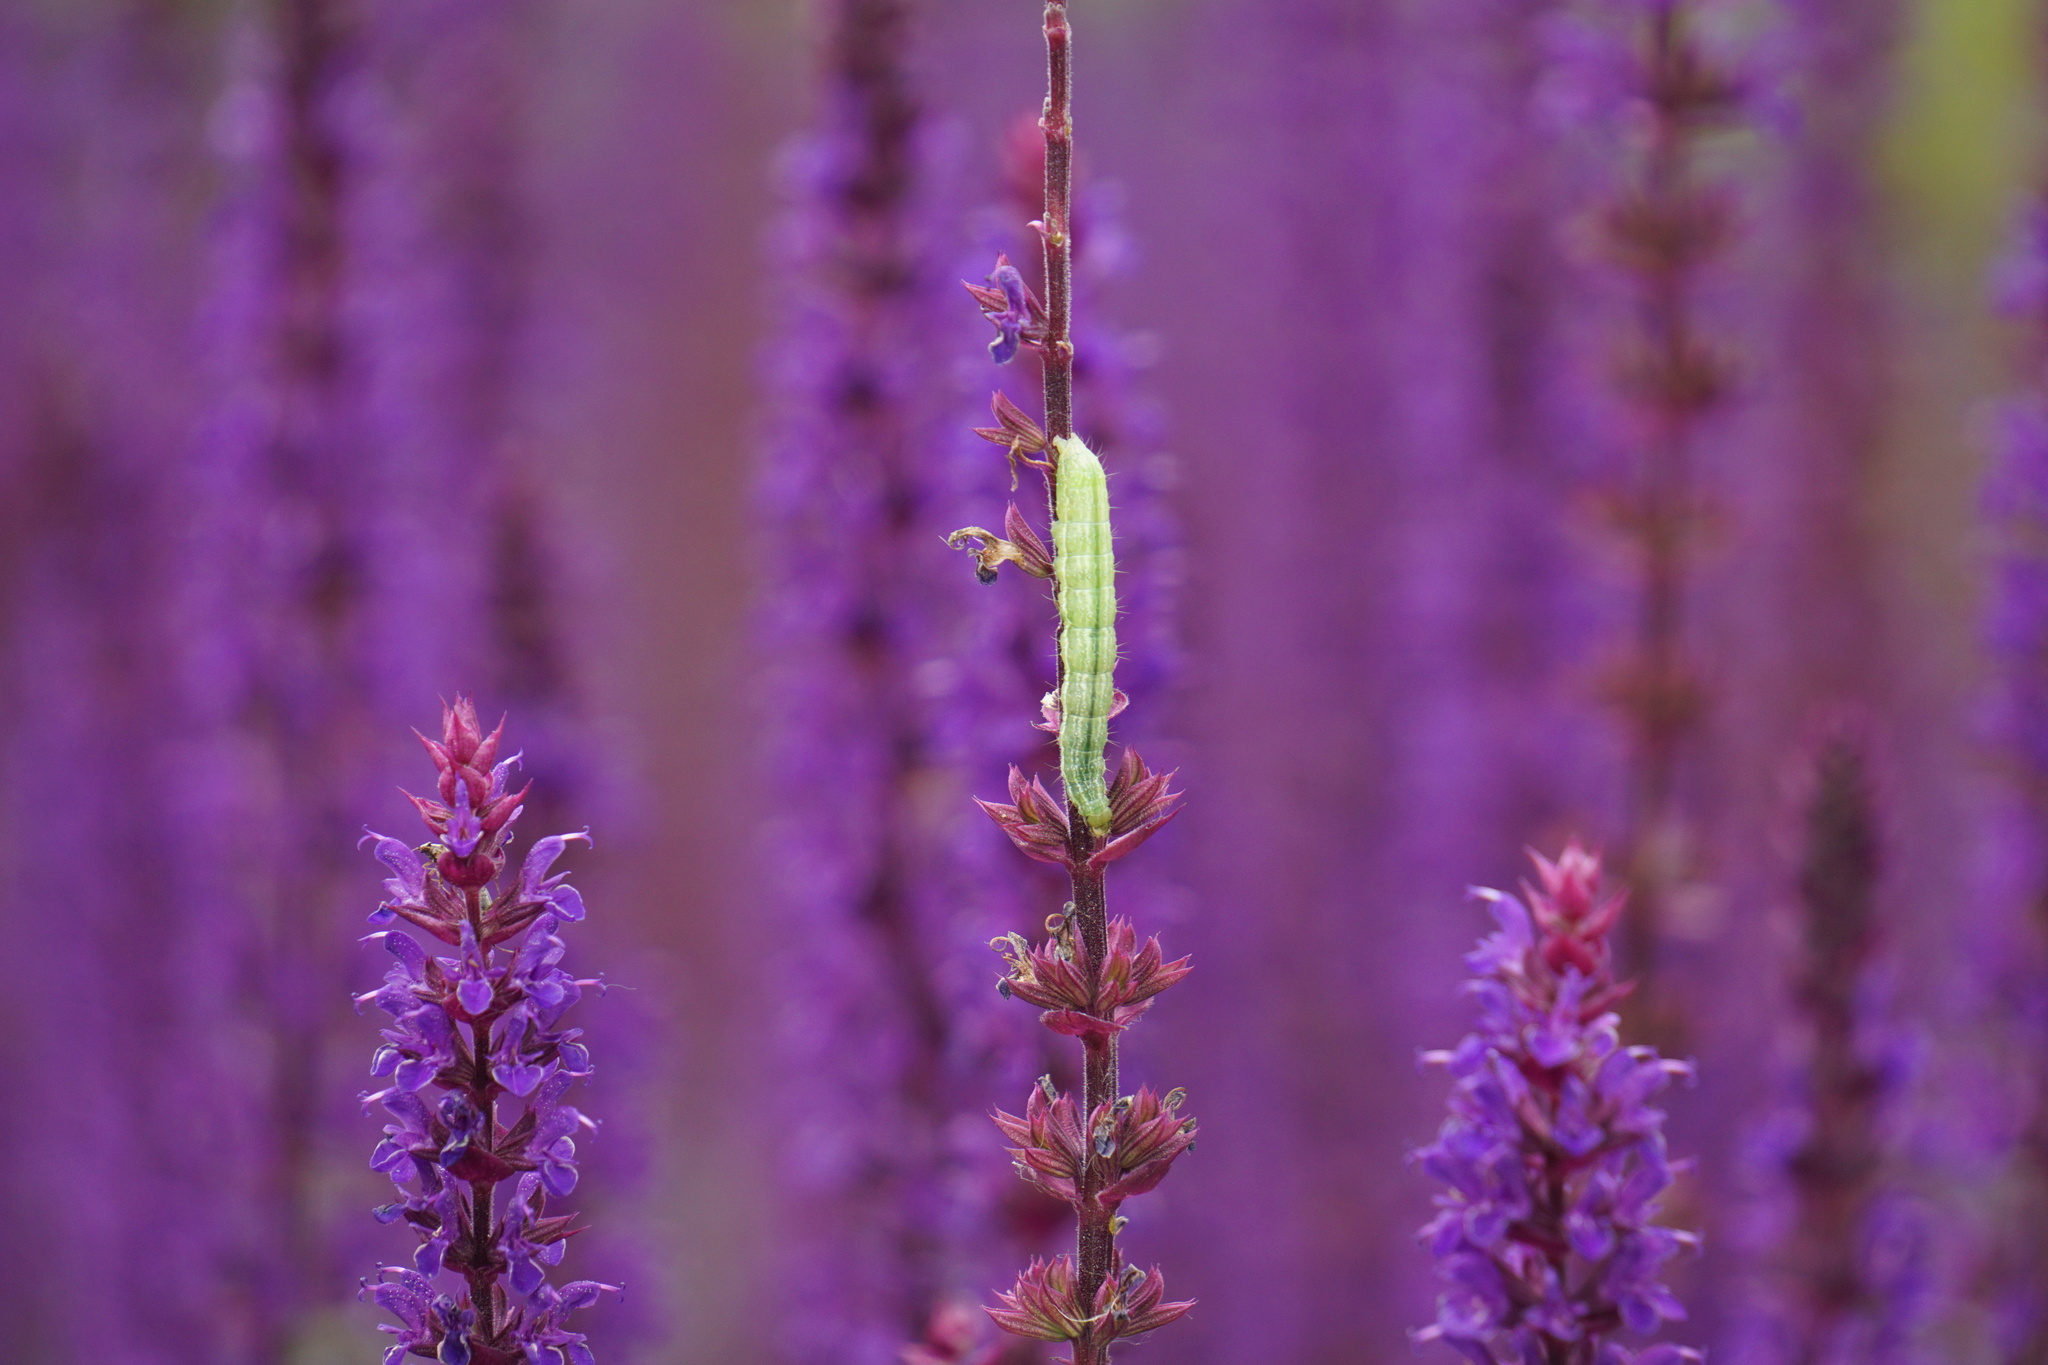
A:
[1052, 435, 1116, 835]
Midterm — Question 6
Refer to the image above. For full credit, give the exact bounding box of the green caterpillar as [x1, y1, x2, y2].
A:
[1053, 435, 1116, 835]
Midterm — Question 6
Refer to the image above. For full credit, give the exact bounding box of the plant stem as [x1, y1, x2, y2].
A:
[471, 1178, 497, 1338]
[1069, 859, 1115, 1363]
[1040, 0, 1075, 444]
[1038, 4, 1117, 1358]
[466, 884, 499, 1338]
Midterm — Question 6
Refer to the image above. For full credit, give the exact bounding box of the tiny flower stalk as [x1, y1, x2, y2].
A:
[1414, 844, 1701, 1365]
[1587, 0, 1747, 1008]
[953, 5, 1193, 1362]
[357, 698, 616, 1364]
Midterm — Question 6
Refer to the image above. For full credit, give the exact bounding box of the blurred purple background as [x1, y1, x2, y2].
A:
[0, 0, 2043, 1362]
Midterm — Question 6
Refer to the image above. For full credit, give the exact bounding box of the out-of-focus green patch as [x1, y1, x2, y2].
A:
[284, 1306, 387, 1365]
[1866, 0, 2036, 701]
[1884, 0, 2036, 276]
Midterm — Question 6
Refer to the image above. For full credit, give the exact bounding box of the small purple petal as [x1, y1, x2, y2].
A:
[415, 1237, 447, 1277]
[458, 975, 494, 1015]
[546, 884, 587, 922]
[378, 930, 429, 975]
[499, 1062, 544, 1096]
[554, 1281, 619, 1312]
[511, 1257, 546, 1296]
[445, 783, 484, 857]
[519, 832, 590, 896]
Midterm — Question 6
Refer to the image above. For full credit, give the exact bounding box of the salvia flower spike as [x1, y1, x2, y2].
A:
[1588, 0, 1749, 1001]
[953, 4, 1194, 1362]
[358, 697, 616, 1364]
[1414, 843, 1700, 1365]
[1738, 735, 1930, 1365]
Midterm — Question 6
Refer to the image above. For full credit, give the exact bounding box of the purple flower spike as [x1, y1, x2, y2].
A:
[359, 700, 608, 1358]
[1732, 736, 1932, 1365]
[1415, 843, 1698, 1365]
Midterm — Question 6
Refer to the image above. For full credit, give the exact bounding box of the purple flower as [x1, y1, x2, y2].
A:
[362, 932, 461, 1096]
[515, 1279, 622, 1365]
[362, 1268, 443, 1365]
[359, 701, 608, 1359]
[984, 262, 1030, 364]
[518, 833, 592, 923]
[1414, 844, 1699, 1365]
[500, 1174, 570, 1296]
[366, 835, 433, 924]
[433, 1297, 476, 1365]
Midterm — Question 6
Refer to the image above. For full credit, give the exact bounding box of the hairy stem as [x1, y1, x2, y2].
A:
[1069, 856, 1116, 1363]
[1037, 4, 1119, 1358]
[470, 1178, 497, 1338]
[1039, 0, 1075, 445]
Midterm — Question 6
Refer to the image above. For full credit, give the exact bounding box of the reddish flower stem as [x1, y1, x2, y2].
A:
[1069, 859, 1115, 1361]
[463, 883, 500, 1340]
[1039, 5, 1119, 1352]
[1039, 0, 1075, 446]
[970, 7, 1192, 1358]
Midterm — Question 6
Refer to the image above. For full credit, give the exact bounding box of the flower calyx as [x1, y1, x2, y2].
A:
[1098, 1259, 1195, 1344]
[948, 502, 1054, 584]
[972, 388, 1053, 489]
[360, 818, 590, 952]
[987, 1256, 1088, 1342]
[993, 1079, 1089, 1205]
[1096, 1086, 1198, 1203]
[976, 767, 1070, 865]
[991, 914, 1190, 1041]
[975, 748, 1183, 870]
[985, 1255, 1194, 1350]
[993, 1079, 1197, 1209]
[1091, 747, 1184, 868]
